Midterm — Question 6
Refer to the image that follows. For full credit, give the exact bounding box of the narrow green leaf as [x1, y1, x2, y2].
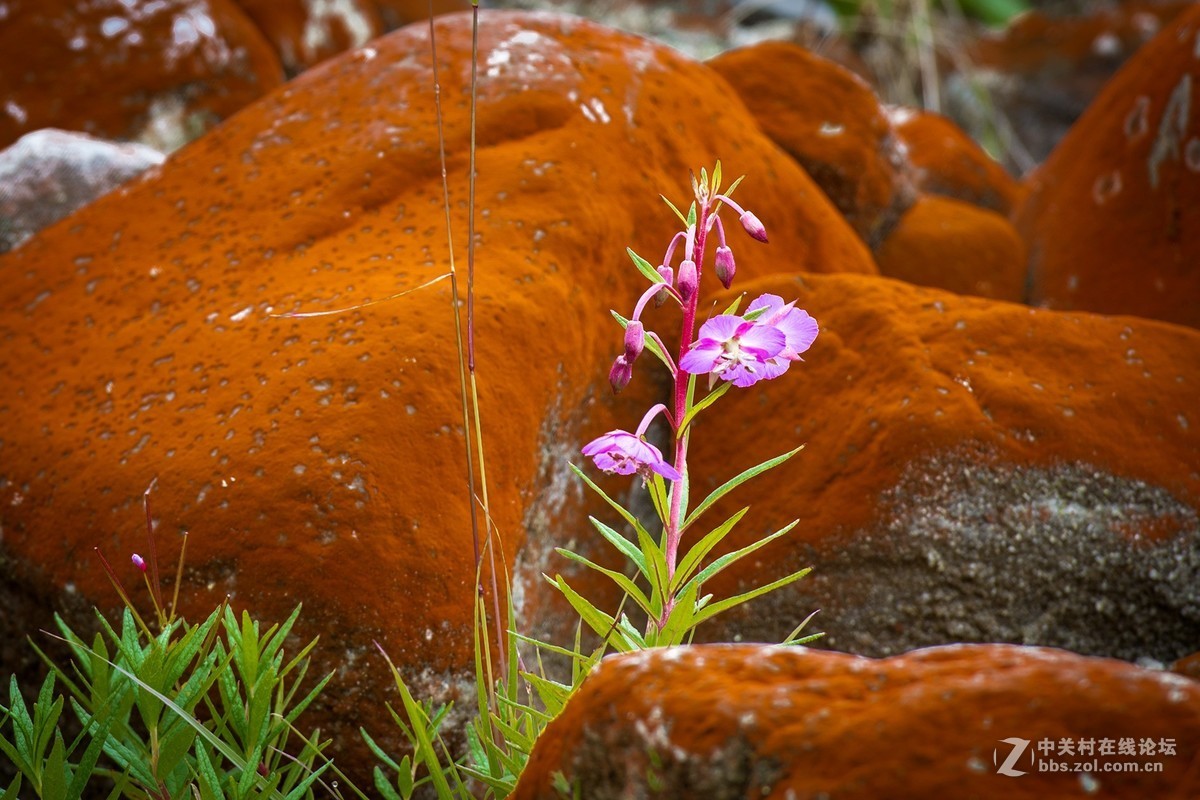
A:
[551, 577, 633, 652]
[377, 649, 456, 798]
[686, 202, 697, 228]
[712, 161, 722, 194]
[671, 506, 749, 592]
[660, 194, 687, 225]
[682, 520, 799, 597]
[554, 548, 657, 618]
[570, 463, 657, 547]
[693, 567, 812, 626]
[677, 381, 731, 434]
[781, 609, 822, 646]
[626, 248, 666, 285]
[42, 732, 67, 800]
[683, 445, 804, 532]
[587, 517, 648, 578]
[1, 775, 21, 800]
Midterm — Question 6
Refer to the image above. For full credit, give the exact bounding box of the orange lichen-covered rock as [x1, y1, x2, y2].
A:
[233, 0, 383, 75]
[513, 643, 1200, 799]
[611, 272, 1198, 663]
[1014, 4, 1200, 328]
[0, 0, 285, 152]
[888, 106, 1023, 215]
[708, 40, 915, 249]
[874, 195, 1026, 301]
[0, 10, 871, 780]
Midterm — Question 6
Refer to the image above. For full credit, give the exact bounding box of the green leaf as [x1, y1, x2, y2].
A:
[693, 567, 813, 627]
[712, 161, 722, 195]
[587, 517, 648, 578]
[660, 194, 687, 225]
[2, 775, 21, 800]
[376, 649, 456, 798]
[554, 548, 657, 619]
[549, 577, 633, 652]
[569, 464, 655, 545]
[781, 609, 822, 646]
[670, 507, 749, 593]
[683, 445, 804, 532]
[677, 381, 731, 434]
[686, 202, 697, 228]
[42, 732, 66, 800]
[680, 520, 800, 598]
[626, 248, 666, 285]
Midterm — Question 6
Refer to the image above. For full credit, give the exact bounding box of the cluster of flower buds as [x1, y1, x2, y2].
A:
[606, 191, 771, 395]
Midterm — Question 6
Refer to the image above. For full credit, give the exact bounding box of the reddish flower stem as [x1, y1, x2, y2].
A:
[658, 199, 711, 628]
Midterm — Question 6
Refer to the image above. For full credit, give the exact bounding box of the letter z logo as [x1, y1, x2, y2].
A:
[994, 737, 1032, 777]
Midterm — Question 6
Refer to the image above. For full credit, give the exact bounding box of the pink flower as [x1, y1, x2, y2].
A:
[131, 553, 147, 572]
[582, 431, 681, 481]
[680, 314, 786, 387]
[746, 294, 818, 379]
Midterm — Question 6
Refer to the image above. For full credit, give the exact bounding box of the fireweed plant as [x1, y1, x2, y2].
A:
[553, 163, 822, 649]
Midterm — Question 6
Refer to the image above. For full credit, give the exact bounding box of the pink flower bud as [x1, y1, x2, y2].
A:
[739, 211, 768, 243]
[714, 246, 736, 290]
[677, 259, 698, 302]
[654, 266, 673, 307]
[609, 355, 633, 394]
[131, 553, 147, 572]
[623, 320, 645, 362]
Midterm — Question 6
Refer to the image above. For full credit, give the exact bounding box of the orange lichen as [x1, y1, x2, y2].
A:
[1014, 4, 1200, 327]
[0, 0, 285, 151]
[513, 643, 1200, 799]
[709, 40, 914, 250]
[888, 106, 1024, 215]
[875, 194, 1026, 301]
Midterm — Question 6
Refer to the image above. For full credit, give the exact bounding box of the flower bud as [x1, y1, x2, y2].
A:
[654, 265, 673, 307]
[677, 258, 698, 302]
[131, 553, 147, 572]
[714, 245, 736, 290]
[623, 320, 645, 362]
[609, 355, 633, 394]
[739, 211, 768, 243]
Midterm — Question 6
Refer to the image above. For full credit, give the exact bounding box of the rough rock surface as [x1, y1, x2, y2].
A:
[0, 129, 165, 253]
[888, 106, 1023, 215]
[0, 0, 285, 152]
[0, 9, 871, 779]
[513, 643, 1200, 799]
[633, 272, 1198, 663]
[708, 40, 915, 250]
[1014, 3, 1200, 327]
[874, 194, 1026, 301]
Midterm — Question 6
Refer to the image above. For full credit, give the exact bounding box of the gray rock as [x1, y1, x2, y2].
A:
[0, 129, 163, 253]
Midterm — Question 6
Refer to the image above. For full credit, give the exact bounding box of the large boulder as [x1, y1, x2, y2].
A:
[0, 0, 286, 152]
[607, 271, 1198, 662]
[0, 9, 872, 779]
[1014, 3, 1200, 328]
[513, 643, 1200, 798]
